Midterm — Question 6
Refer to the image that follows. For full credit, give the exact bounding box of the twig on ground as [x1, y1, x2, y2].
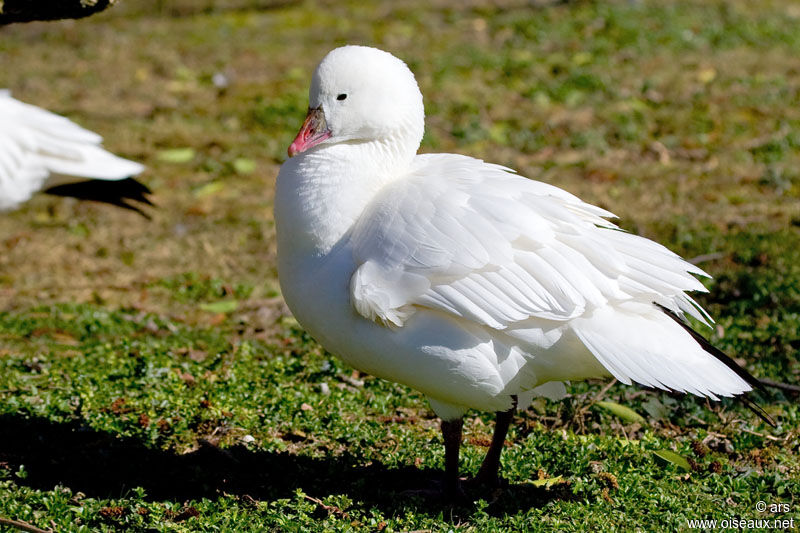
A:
[760, 378, 800, 395]
[0, 517, 53, 533]
[735, 125, 791, 151]
[736, 426, 781, 441]
[686, 252, 726, 265]
[568, 379, 618, 432]
[579, 379, 618, 416]
[301, 494, 349, 519]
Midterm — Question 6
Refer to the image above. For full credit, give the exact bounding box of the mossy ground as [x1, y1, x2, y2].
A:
[0, 0, 798, 531]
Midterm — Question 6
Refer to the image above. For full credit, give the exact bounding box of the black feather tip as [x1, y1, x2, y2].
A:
[655, 303, 776, 428]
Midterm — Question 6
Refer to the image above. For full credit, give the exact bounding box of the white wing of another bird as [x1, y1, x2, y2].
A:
[0, 90, 146, 212]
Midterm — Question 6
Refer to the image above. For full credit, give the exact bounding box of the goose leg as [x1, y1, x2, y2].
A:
[473, 396, 517, 487]
[440, 418, 465, 499]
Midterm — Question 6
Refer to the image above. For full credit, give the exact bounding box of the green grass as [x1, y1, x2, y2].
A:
[1, 0, 799, 530]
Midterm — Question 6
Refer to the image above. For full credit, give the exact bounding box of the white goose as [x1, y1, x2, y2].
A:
[0, 91, 150, 214]
[275, 46, 763, 497]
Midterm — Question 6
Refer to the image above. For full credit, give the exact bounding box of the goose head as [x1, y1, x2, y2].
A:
[288, 45, 425, 161]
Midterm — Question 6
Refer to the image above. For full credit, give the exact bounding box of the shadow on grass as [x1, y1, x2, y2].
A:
[0, 413, 572, 515]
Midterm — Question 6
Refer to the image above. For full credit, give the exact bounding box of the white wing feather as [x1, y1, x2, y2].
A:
[349, 153, 749, 398]
[0, 91, 145, 211]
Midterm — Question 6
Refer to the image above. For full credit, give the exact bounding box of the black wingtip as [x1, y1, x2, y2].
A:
[654, 303, 776, 428]
[45, 177, 154, 218]
[739, 395, 777, 428]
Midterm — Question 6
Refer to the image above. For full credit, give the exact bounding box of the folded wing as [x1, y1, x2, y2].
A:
[349, 153, 751, 399]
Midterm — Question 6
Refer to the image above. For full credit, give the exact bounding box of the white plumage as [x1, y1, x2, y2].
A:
[0, 90, 146, 212]
[347, 154, 746, 401]
[275, 46, 758, 494]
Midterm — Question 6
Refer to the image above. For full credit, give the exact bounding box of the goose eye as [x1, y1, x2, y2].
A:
[337, 93, 347, 101]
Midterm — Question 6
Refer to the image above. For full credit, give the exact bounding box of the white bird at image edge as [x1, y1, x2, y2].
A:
[274, 45, 767, 497]
[0, 90, 149, 214]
